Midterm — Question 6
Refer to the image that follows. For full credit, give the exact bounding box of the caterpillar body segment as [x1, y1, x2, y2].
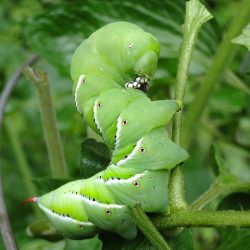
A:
[36, 22, 189, 240]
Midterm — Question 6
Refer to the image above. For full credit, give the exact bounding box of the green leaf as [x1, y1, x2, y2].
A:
[64, 235, 102, 250]
[24, 0, 219, 77]
[168, 228, 193, 250]
[232, 23, 250, 51]
[20, 239, 65, 250]
[100, 232, 155, 250]
[219, 141, 250, 182]
[218, 193, 250, 211]
[100, 233, 126, 250]
[236, 118, 250, 147]
[121, 237, 155, 250]
[210, 86, 246, 114]
[216, 228, 250, 250]
[80, 139, 110, 178]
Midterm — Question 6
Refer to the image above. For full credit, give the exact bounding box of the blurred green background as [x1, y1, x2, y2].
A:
[0, 0, 250, 249]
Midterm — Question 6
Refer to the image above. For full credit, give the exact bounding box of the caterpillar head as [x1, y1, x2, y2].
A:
[71, 22, 160, 94]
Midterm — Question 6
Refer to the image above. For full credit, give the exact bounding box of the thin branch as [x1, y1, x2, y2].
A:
[0, 54, 38, 250]
[23, 67, 68, 178]
[130, 205, 171, 250]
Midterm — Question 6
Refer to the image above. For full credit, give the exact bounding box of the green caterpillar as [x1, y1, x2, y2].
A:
[31, 22, 188, 240]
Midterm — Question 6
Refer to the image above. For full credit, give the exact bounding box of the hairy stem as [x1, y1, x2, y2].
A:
[130, 205, 171, 250]
[23, 67, 68, 178]
[183, 0, 250, 147]
[169, 0, 212, 210]
[153, 210, 250, 229]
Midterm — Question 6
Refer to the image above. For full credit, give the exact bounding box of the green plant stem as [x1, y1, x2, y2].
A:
[4, 118, 40, 216]
[153, 210, 250, 229]
[190, 175, 250, 210]
[183, 0, 250, 147]
[169, 0, 212, 210]
[129, 205, 171, 250]
[23, 66, 68, 178]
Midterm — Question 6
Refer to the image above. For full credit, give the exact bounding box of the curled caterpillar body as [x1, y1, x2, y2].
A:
[36, 22, 189, 240]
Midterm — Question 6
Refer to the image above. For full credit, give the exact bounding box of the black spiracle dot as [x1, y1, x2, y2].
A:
[105, 209, 111, 215]
[97, 103, 101, 108]
[133, 181, 140, 187]
[140, 147, 145, 153]
[122, 120, 128, 125]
